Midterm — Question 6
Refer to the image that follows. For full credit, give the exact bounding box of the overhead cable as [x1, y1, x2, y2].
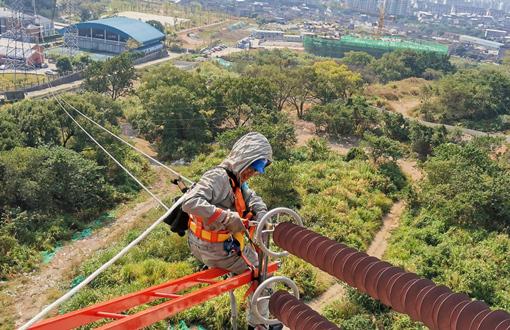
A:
[52, 95, 170, 211]
[55, 95, 194, 185]
[20, 85, 196, 329]
[19, 197, 184, 330]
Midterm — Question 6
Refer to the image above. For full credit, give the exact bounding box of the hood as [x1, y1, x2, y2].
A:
[220, 132, 273, 179]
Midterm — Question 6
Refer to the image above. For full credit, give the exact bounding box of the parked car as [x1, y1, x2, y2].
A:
[44, 69, 57, 75]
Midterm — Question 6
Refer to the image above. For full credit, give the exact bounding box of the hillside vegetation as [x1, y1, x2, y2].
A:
[2, 48, 509, 329]
[61, 142, 403, 329]
[0, 93, 151, 279]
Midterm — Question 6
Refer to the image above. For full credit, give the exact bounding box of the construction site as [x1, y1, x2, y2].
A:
[303, 35, 449, 58]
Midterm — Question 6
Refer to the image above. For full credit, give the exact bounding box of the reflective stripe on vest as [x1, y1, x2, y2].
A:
[188, 172, 251, 243]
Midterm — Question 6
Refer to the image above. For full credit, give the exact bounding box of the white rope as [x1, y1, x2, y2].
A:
[19, 56, 199, 328]
[18, 196, 186, 330]
[56, 95, 194, 186]
[19, 88, 196, 329]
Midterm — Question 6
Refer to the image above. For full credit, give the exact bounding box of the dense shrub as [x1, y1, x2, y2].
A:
[385, 141, 510, 314]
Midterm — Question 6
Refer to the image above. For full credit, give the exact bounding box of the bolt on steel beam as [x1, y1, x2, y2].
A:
[273, 222, 510, 330]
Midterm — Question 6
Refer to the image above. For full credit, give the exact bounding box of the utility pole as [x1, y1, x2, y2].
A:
[377, 0, 386, 38]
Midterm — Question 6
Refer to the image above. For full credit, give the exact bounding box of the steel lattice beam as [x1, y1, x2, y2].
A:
[30, 262, 279, 330]
[2, 0, 37, 84]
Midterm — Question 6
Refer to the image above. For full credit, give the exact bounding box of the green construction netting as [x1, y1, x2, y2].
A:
[168, 321, 207, 330]
[41, 211, 116, 264]
[304, 35, 448, 56]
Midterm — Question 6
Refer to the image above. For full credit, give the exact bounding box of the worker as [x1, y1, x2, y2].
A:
[181, 132, 281, 330]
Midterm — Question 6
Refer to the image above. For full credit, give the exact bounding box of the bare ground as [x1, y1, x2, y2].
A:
[398, 159, 423, 182]
[295, 118, 359, 155]
[387, 98, 421, 117]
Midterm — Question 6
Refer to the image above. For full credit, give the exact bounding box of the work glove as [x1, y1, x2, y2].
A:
[224, 210, 247, 233]
[255, 211, 268, 222]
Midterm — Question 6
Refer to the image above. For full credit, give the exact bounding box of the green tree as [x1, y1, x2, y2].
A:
[245, 65, 294, 112]
[139, 85, 211, 160]
[0, 146, 113, 215]
[146, 20, 165, 33]
[306, 102, 355, 137]
[6, 99, 60, 147]
[72, 54, 92, 71]
[304, 138, 331, 161]
[0, 112, 22, 151]
[56, 57, 73, 74]
[251, 161, 301, 209]
[420, 142, 510, 229]
[311, 60, 362, 103]
[305, 97, 379, 138]
[409, 122, 434, 159]
[217, 112, 296, 159]
[210, 76, 278, 128]
[381, 112, 410, 142]
[341, 51, 377, 82]
[288, 66, 315, 119]
[362, 133, 402, 164]
[426, 68, 510, 122]
[370, 52, 411, 83]
[341, 51, 375, 67]
[370, 50, 454, 83]
[83, 53, 136, 100]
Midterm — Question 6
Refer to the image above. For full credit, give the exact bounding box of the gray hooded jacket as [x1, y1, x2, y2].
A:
[181, 132, 273, 233]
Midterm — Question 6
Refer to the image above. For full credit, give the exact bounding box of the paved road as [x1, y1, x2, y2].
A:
[371, 105, 510, 143]
[27, 52, 181, 99]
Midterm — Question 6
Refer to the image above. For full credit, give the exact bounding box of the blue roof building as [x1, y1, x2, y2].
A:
[64, 17, 166, 54]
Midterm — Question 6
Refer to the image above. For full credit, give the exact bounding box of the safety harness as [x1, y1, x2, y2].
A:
[188, 167, 255, 245]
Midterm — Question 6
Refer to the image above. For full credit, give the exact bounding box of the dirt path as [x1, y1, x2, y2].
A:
[387, 98, 421, 117]
[307, 201, 406, 313]
[9, 165, 176, 326]
[5, 130, 179, 327]
[292, 115, 422, 314]
[398, 159, 423, 181]
[294, 118, 359, 155]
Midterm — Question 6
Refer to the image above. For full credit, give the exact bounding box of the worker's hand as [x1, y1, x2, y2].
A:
[255, 211, 267, 222]
[225, 211, 247, 233]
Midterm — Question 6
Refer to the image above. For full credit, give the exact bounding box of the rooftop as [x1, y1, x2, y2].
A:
[73, 17, 165, 45]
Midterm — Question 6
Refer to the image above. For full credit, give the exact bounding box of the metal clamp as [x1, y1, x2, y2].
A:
[255, 208, 303, 259]
[251, 276, 300, 325]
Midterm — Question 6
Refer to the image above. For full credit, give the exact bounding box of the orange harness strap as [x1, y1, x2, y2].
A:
[189, 173, 255, 243]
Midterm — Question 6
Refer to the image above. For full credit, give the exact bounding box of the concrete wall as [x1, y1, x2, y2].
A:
[20, 71, 83, 93]
[133, 49, 167, 64]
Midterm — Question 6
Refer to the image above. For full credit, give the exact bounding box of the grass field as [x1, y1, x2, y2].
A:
[0, 73, 47, 92]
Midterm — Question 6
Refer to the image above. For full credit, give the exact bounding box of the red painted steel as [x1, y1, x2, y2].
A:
[273, 222, 510, 330]
[31, 263, 278, 330]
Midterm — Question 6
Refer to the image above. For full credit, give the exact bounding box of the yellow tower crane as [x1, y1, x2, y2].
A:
[377, 0, 386, 37]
